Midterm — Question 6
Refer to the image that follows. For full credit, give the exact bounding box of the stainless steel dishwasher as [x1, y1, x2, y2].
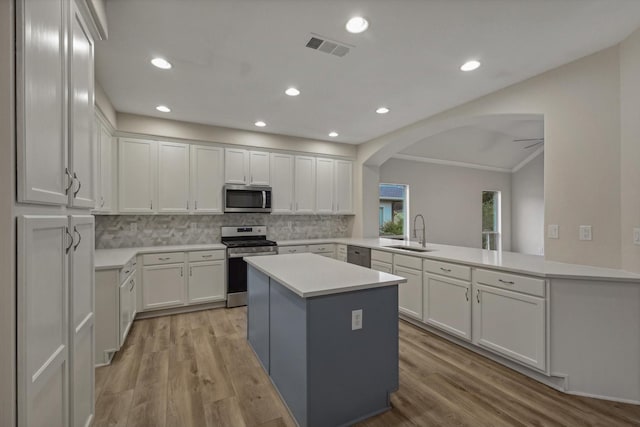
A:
[347, 245, 371, 268]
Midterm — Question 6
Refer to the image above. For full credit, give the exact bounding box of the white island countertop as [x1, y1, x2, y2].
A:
[245, 253, 407, 298]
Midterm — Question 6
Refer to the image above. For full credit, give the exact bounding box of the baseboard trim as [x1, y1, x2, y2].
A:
[135, 301, 227, 319]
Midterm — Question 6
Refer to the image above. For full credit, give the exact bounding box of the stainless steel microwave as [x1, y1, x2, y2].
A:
[224, 185, 272, 213]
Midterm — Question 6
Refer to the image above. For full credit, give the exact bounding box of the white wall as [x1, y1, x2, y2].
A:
[511, 152, 544, 255]
[380, 158, 512, 250]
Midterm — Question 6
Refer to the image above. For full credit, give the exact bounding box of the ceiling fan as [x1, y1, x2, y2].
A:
[513, 138, 544, 149]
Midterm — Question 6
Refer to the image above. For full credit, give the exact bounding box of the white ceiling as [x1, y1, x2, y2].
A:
[96, 0, 640, 144]
[399, 116, 544, 170]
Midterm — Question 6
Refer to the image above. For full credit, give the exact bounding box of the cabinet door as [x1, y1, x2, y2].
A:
[315, 158, 334, 214]
[119, 138, 156, 213]
[68, 215, 94, 427]
[17, 0, 69, 206]
[225, 148, 249, 184]
[188, 260, 226, 303]
[393, 266, 423, 320]
[190, 145, 223, 213]
[424, 274, 471, 341]
[294, 156, 316, 213]
[334, 160, 353, 214]
[270, 153, 294, 214]
[249, 151, 270, 185]
[130, 276, 137, 320]
[157, 141, 190, 213]
[18, 215, 69, 427]
[371, 261, 392, 273]
[473, 284, 546, 371]
[96, 120, 114, 212]
[142, 264, 186, 310]
[68, 4, 95, 209]
[119, 279, 131, 345]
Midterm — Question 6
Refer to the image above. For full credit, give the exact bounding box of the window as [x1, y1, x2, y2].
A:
[379, 184, 408, 238]
[482, 191, 501, 250]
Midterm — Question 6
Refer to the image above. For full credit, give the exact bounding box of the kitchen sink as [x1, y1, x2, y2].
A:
[384, 245, 436, 253]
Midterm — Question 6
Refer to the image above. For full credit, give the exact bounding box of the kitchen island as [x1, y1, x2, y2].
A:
[245, 253, 407, 427]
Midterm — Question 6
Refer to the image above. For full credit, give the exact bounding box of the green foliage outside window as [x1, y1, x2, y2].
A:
[381, 212, 404, 236]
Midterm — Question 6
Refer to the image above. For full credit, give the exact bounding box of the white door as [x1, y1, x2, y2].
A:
[225, 148, 248, 184]
[18, 215, 70, 427]
[68, 215, 94, 427]
[190, 145, 223, 213]
[119, 138, 156, 213]
[119, 279, 132, 345]
[334, 160, 353, 214]
[424, 274, 471, 341]
[142, 264, 186, 310]
[473, 284, 546, 371]
[371, 261, 392, 273]
[394, 266, 423, 320]
[249, 151, 270, 185]
[17, 0, 69, 206]
[188, 261, 226, 303]
[130, 276, 138, 320]
[315, 158, 334, 214]
[96, 121, 114, 212]
[68, 4, 95, 209]
[270, 153, 294, 214]
[157, 141, 190, 213]
[294, 156, 316, 213]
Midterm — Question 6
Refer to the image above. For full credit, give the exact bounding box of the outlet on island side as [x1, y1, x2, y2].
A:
[633, 228, 640, 246]
[352, 309, 363, 330]
[579, 225, 592, 241]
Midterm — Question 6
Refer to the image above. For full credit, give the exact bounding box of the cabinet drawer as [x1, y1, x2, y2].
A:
[188, 250, 225, 262]
[474, 269, 545, 297]
[336, 244, 347, 255]
[394, 254, 422, 270]
[143, 252, 185, 266]
[278, 245, 308, 254]
[371, 260, 393, 274]
[423, 259, 471, 282]
[309, 244, 335, 254]
[371, 249, 393, 264]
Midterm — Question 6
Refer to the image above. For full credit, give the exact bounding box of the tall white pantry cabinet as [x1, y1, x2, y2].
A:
[16, 0, 100, 426]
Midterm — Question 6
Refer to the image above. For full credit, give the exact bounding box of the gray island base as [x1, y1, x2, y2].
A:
[245, 253, 407, 427]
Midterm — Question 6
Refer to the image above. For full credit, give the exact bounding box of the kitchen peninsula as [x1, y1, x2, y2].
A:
[245, 253, 407, 427]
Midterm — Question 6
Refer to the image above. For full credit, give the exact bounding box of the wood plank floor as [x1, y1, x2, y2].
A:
[95, 307, 640, 427]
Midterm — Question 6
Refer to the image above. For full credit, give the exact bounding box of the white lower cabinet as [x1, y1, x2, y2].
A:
[142, 263, 185, 310]
[188, 260, 226, 303]
[278, 245, 308, 254]
[423, 273, 471, 341]
[336, 244, 347, 262]
[371, 260, 392, 273]
[308, 243, 336, 258]
[393, 265, 423, 320]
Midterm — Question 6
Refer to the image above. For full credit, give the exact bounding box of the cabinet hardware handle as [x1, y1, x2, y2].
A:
[64, 168, 74, 194]
[124, 270, 130, 274]
[73, 172, 81, 197]
[150, 200, 153, 210]
[202, 254, 213, 258]
[465, 288, 469, 301]
[498, 279, 515, 285]
[73, 226, 82, 251]
[130, 280, 134, 292]
[244, 175, 246, 183]
[180, 267, 183, 277]
[158, 257, 171, 261]
[440, 267, 452, 272]
[187, 200, 189, 210]
[195, 200, 198, 210]
[100, 196, 105, 208]
[190, 267, 192, 276]
[65, 227, 74, 254]
[476, 289, 480, 303]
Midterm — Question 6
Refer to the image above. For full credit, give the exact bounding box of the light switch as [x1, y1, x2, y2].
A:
[633, 228, 640, 246]
[548, 224, 559, 239]
[130, 222, 137, 232]
[351, 309, 363, 330]
[579, 225, 592, 241]
[190, 222, 198, 230]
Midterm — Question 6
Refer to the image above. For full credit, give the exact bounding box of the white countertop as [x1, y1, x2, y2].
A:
[245, 253, 407, 298]
[95, 243, 226, 270]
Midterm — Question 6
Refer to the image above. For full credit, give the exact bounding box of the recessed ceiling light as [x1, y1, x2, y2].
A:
[460, 60, 481, 72]
[376, 107, 390, 114]
[285, 87, 300, 96]
[151, 57, 172, 69]
[346, 16, 369, 34]
[329, 131, 339, 138]
[254, 121, 266, 127]
[156, 105, 171, 113]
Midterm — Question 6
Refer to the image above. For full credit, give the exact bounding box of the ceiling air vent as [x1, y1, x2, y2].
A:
[305, 34, 352, 58]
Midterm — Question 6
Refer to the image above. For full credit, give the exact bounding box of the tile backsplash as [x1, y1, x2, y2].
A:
[95, 214, 354, 249]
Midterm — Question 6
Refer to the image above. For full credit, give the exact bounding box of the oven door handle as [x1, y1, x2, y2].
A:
[262, 191, 266, 209]
[229, 251, 278, 259]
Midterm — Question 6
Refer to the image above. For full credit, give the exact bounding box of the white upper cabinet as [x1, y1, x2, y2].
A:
[68, 3, 95, 209]
[315, 158, 334, 214]
[334, 160, 353, 214]
[225, 148, 270, 185]
[157, 141, 190, 213]
[270, 153, 294, 214]
[95, 117, 115, 212]
[17, 0, 69, 206]
[294, 156, 316, 213]
[190, 145, 223, 213]
[119, 138, 157, 213]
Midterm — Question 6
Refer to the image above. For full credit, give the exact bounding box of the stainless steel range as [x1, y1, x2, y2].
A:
[221, 226, 277, 307]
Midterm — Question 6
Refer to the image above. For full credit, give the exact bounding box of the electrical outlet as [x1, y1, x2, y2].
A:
[633, 228, 640, 246]
[579, 225, 592, 241]
[130, 222, 137, 232]
[351, 309, 363, 330]
[548, 224, 559, 239]
[190, 222, 197, 230]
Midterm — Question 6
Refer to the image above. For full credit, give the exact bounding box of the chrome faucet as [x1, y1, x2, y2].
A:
[413, 214, 426, 248]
